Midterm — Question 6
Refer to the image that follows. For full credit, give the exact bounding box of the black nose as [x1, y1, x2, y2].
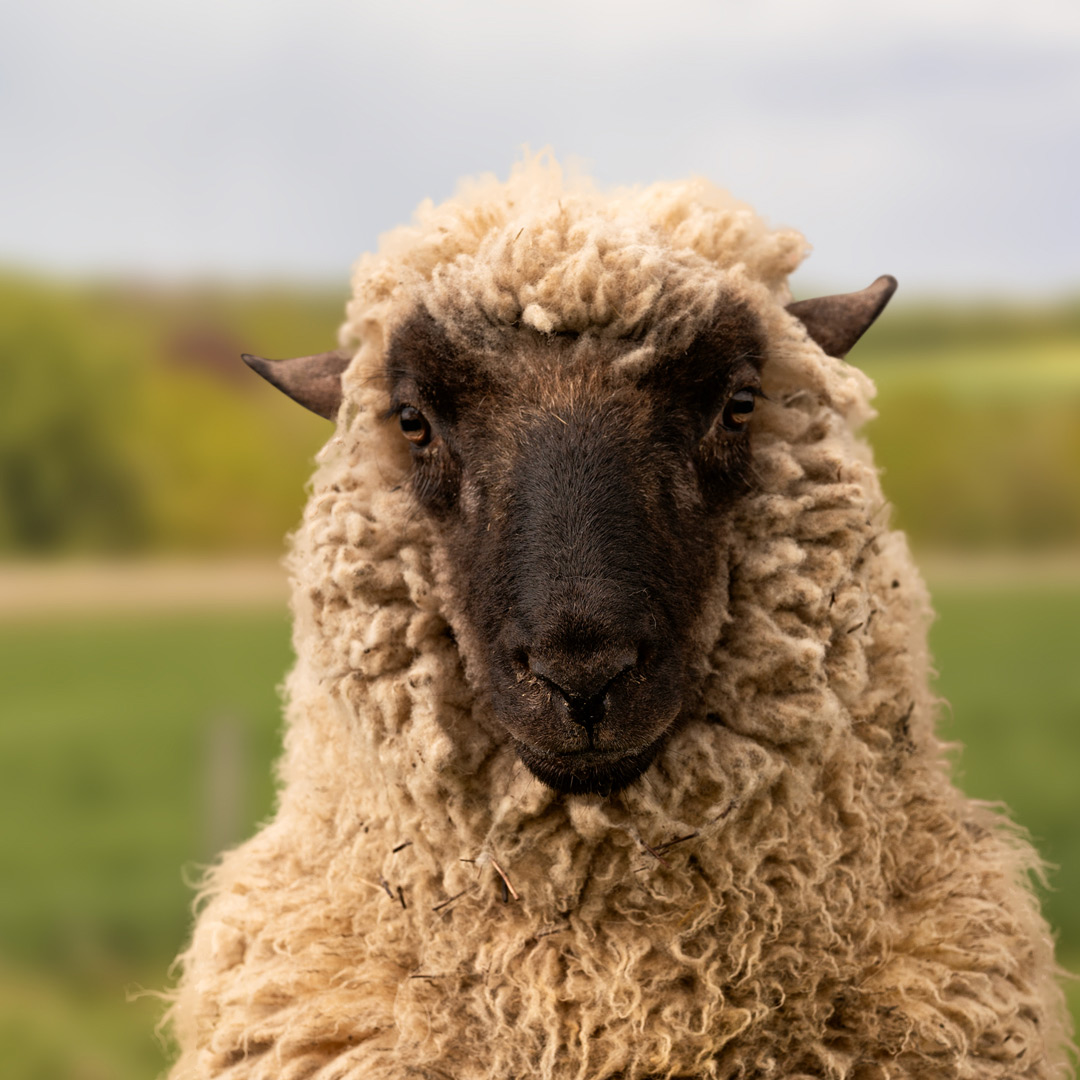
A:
[527, 646, 639, 731]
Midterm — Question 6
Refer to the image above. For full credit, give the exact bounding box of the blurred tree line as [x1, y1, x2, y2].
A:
[1, 270, 1078, 555]
[0, 272, 342, 553]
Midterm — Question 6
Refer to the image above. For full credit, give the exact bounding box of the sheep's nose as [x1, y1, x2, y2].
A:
[527, 646, 639, 731]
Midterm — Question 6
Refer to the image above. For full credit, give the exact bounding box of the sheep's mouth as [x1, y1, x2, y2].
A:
[511, 737, 666, 796]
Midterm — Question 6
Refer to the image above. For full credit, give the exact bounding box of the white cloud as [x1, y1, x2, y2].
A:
[1, 0, 1077, 292]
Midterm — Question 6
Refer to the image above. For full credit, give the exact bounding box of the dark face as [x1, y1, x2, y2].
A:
[386, 303, 764, 795]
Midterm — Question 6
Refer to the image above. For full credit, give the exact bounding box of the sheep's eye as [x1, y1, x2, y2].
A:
[399, 406, 431, 446]
[720, 389, 756, 431]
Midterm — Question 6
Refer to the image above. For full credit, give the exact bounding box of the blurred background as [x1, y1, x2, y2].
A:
[1, 2, 1078, 1077]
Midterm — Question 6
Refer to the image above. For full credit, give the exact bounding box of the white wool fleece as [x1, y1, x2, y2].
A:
[166, 155, 1072, 1080]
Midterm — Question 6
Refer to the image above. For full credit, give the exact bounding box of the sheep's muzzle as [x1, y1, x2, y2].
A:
[489, 606, 688, 794]
[452, 402, 710, 797]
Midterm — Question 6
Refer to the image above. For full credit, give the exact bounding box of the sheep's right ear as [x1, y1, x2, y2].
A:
[786, 275, 898, 358]
[241, 350, 351, 421]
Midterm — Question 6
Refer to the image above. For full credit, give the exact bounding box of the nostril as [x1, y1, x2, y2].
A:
[526, 654, 563, 693]
[527, 657, 575, 704]
[526, 646, 642, 729]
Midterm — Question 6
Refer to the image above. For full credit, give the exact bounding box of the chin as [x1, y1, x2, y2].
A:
[512, 738, 666, 796]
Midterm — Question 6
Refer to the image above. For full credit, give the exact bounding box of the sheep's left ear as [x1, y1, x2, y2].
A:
[241, 349, 351, 420]
[786, 275, 898, 358]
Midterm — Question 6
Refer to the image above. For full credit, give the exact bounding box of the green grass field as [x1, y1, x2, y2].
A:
[1, 581, 1078, 1079]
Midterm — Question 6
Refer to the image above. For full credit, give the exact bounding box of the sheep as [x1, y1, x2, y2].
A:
[166, 156, 1071, 1080]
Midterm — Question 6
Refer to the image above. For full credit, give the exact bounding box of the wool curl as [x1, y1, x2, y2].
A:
[166, 154, 1072, 1080]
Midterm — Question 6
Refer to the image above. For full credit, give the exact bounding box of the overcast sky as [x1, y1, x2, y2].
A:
[2, 0, 1078, 296]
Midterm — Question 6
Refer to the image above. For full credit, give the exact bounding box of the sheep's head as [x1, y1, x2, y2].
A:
[381, 298, 767, 795]
[245, 276, 895, 796]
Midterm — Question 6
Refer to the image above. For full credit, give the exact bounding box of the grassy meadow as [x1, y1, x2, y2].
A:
[1, 273, 1078, 1077]
[2, 584, 1078, 1079]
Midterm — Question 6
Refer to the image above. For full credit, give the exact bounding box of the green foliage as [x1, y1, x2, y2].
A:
[854, 299, 1080, 357]
[1, 584, 1078, 1077]
[2, 269, 1078, 554]
[0, 272, 343, 554]
[858, 341, 1080, 549]
[0, 277, 147, 551]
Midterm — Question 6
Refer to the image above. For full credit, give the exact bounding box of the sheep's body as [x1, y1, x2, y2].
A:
[168, 159, 1070, 1080]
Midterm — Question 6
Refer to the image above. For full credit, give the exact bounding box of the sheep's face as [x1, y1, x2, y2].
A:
[384, 300, 765, 796]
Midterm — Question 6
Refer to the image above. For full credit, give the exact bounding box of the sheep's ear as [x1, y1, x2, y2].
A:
[786, 275, 898, 358]
[241, 350, 351, 420]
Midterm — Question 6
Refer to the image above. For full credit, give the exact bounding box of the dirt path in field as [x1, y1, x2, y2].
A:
[1, 552, 1079, 621]
[917, 551, 1080, 588]
[0, 559, 289, 619]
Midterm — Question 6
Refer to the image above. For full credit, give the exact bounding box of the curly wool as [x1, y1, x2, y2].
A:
[167, 156, 1071, 1080]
